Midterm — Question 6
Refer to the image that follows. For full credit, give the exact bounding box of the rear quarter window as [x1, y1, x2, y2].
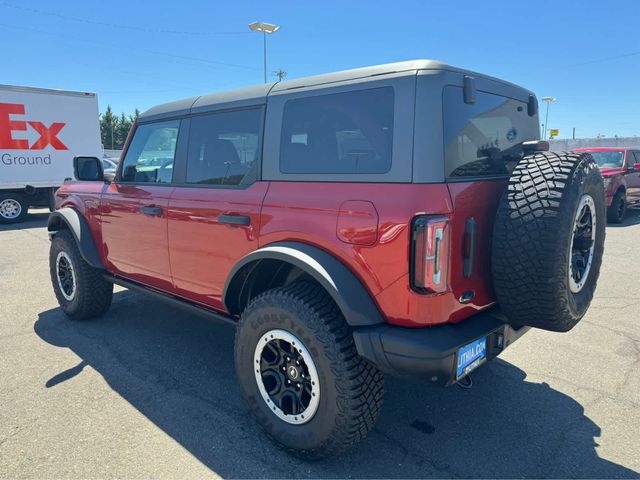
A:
[443, 86, 538, 178]
[279, 87, 394, 174]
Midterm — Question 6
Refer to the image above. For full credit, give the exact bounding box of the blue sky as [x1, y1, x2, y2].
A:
[2, 0, 639, 138]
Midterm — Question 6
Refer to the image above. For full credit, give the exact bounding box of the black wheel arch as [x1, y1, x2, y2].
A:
[223, 241, 385, 327]
[48, 208, 105, 270]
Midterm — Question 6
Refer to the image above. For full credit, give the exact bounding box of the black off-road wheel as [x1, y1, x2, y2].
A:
[234, 282, 384, 459]
[49, 230, 113, 320]
[607, 189, 626, 224]
[492, 151, 606, 332]
[0, 193, 28, 224]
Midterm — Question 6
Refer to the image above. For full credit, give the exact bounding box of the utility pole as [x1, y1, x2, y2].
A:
[541, 97, 557, 140]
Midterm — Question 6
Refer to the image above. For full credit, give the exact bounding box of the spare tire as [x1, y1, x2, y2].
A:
[492, 151, 605, 332]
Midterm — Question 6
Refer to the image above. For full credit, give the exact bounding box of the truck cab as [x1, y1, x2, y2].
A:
[572, 147, 640, 223]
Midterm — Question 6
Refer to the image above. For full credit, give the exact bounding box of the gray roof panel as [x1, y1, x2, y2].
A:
[138, 59, 534, 119]
[138, 96, 199, 122]
[191, 82, 274, 114]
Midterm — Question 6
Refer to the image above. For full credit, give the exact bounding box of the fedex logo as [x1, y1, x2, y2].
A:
[0, 103, 68, 150]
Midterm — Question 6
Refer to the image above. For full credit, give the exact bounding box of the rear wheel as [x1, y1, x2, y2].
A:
[0, 193, 28, 224]
[607, 189, 626, 223]
[492, 151, 606, 332]
[234, 282, 384, 459]
[49, 230, 113, 320]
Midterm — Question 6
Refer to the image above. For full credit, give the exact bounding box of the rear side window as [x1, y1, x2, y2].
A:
[279, 87, 394, 174]
[443, 86, 538, 178]
[121, 120, 179, 183]
[186, 108, 262, 186]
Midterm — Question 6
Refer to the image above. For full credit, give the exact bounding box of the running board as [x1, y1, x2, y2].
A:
[105, 275, 238, 328]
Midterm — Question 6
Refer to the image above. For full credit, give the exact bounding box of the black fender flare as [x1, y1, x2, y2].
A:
[223, 241, 385, 327]
[48, 208, 105, 269]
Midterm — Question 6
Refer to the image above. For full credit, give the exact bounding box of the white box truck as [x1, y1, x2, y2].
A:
[0, 84, 102, 224]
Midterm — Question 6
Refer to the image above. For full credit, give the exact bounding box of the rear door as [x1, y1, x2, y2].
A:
[100, 119, 182, 291]
[167, 107, 268, 310]
[626, 151, 640, 202]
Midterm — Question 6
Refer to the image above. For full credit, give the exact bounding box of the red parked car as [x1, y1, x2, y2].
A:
[572, 147, 640, 223]
[47, 60, 605, 458]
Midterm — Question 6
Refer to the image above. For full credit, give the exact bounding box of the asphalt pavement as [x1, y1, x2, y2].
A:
[1, 209, 639, 478]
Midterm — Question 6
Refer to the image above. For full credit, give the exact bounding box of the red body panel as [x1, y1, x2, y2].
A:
[100, 183, 175, 291]
[55, 176, 506, 328]
[166, 183, 269, 309]
[259, 182, 500, 327]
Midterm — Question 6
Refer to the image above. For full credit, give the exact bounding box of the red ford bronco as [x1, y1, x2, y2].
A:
[48, 60, 605, 458]
[572, 147, 640, 223]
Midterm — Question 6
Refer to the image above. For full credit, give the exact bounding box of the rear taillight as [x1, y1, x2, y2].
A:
[412, 216, 449, 293]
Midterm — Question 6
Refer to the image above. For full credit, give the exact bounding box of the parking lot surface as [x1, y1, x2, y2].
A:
[1, 209, 639, 479]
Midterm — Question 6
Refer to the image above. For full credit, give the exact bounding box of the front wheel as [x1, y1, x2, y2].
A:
[234, 282, 384, 459]
[49, 230, 113, 320]
[607, 190, 626, 223]
[0, 193, 28, 224]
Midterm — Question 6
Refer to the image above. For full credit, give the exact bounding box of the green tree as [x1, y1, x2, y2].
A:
[115, 113, 132, 149]
[99, 105, 117, 150]
[100, 106, 140, 150]
[129, 108, 141, 123]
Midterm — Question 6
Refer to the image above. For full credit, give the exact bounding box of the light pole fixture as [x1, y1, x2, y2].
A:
[248, 21, 280, 83]
[541, 97, 557, 140]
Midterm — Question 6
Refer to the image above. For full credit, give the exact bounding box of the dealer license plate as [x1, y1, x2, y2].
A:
[456, 337, 487, 379]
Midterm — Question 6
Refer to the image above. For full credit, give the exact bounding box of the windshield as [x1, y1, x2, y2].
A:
[586, 151, 625, 168]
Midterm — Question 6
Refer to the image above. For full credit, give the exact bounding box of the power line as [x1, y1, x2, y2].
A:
[0, 22, 261, 72]
[576, 50, 640, 66]
[0, 1, 251, 36]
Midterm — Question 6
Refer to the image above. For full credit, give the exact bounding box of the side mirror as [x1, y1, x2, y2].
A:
[634, 163, 640, 172]
[103, 170, 116, 182]
[73, 156, 104, 181]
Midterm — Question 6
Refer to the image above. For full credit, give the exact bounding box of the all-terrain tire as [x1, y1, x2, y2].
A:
[49, 229, 113, 320]
[0, 193, 28, 224]
[607, 189, 626, 224]
[492, 151, 605, 332]
[234, 282, 384, 459]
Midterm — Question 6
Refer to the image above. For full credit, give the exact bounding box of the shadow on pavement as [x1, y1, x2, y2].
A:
[0, 211, 49, 232]
[35, 292, 638, 478]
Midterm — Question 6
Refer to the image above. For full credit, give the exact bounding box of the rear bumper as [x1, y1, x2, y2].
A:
[352, 308, 530, 386]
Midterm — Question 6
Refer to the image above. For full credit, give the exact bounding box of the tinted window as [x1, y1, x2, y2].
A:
[443, 86, 538, 178]
[280, 87, 394, 174]
[120, 120, 179, 183]
[186, 109, 261, 186]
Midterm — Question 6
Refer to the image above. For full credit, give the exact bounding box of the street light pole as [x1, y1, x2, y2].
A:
[263, 31, 267, 84]
[541, 97, 557, 140]
[249, 21, 280, 83]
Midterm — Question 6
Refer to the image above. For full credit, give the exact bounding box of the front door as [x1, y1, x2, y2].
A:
[101, 119, 181, 291]
[166, 107, 268, 310]
[625, 151, 640, 202]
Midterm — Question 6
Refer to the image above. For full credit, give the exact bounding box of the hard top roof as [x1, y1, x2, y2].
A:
[139, 59, 532, 121]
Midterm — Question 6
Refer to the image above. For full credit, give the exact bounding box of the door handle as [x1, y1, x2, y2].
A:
[140, 206, 163, 217]
[218, 214, 251, 226]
